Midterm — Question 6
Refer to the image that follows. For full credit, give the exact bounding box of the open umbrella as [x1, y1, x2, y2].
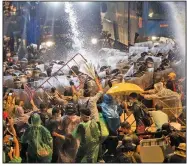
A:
[106, 82, 144, 95]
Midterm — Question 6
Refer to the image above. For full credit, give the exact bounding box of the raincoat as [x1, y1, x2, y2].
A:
[21, 113, 53, 163]
[72, 120, 101, 163]
[57, 115, 81, 162]
[144, 82, 182, 118]
[100, 94, 122, 135]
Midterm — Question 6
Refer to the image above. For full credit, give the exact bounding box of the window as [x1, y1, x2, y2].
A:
[148, 2, 169, 20]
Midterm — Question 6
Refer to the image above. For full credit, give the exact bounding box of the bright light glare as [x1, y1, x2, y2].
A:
[91, 38, 98, 45]
[80, 2, 88, 5]
[49, 2, 59, 6]
[149, 12, 153, 18]
[152, 36, 157, 41]
[154, 42, 160, 46]
[46, 41, 54, 47]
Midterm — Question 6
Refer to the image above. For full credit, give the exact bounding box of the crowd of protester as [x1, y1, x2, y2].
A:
[3, 34, 186, 163]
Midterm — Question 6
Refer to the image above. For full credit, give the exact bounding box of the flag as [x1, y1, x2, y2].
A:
[24, 84, 35, 101]
[124, 64, 134, 78]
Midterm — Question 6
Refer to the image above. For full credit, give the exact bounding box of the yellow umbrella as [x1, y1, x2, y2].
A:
[106, 83, 144, 95]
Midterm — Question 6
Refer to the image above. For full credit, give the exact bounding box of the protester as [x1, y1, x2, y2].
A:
[169, 116, 182, 131]
[51, 87, 68, 106]
[149, 104, 169, 130]
[38, 103, 52, 126]
[166, 72, 178, 92]
[21, 113, 53, 163]
[115, 136, 142, 163]
[73, 108, 101, 163]
[164, 143, 186, 163]
[3, 29, 186, 164]
[125, 93, 147, 140]
[100, 94, 123, 156]
[119, 121, 140, 153]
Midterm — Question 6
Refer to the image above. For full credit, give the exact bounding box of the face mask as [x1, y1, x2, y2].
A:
[147, 68, 154, 72]
[128, 100, 133, 106]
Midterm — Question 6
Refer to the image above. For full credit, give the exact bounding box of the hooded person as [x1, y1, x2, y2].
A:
[100, 94, 123, 135]
[141, 82, 182, 119]
[166, 72, 178, 92]
[61, 103, 81, 135]
[100, 94, 123, 156]
[72, 108, 101, 163]
[21, 113, 53, 163]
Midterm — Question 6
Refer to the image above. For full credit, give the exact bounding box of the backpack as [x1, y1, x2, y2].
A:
[137, 103, 153, 127]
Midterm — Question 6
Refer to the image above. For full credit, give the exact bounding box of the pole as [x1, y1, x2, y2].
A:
[128, 2, 130, 52]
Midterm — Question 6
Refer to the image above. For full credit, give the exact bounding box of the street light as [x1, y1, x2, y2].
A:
[149, 12, 154, 18]
[91, 38, 98, 45]
[152, 36, 158, 41]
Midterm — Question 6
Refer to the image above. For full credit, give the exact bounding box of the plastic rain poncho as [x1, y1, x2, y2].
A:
[21, 113, 53, 161]
[72, 120, 101, 163]
[144, 82, 182, 118]
[100, 94, 122, 135]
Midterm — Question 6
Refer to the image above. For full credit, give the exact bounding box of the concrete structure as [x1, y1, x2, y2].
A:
[100, 2, 140, 47]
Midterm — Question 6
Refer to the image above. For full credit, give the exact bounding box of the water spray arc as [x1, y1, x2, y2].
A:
[165, 2, 185, 57]
[64, 2, 83, 51]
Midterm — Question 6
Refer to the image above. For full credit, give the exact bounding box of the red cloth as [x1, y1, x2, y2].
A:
[136, 124, 146, 141]
[3, 112, 8, 120]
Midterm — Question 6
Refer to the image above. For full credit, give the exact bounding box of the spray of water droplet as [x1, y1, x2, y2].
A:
[64, 2, 83, 51]
[165, 2, 185, 57]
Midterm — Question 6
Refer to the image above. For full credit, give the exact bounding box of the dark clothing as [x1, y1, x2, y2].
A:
[126, 133, 140, 147]
[164, 154, 186, 163]
[39, 112, 52, 127]
[130, 102, 144, 126]
[103, 136, 118, 155]
[115, 152, 142, 163]
[169, 132, 186, 147]
[166, 80, 177, 92]
[46, 119, 61, 163]
[130, 102, 146, 140]
[27, 154, 51, 163]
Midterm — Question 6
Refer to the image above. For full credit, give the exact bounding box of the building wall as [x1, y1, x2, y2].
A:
[101, 2, 139, 46]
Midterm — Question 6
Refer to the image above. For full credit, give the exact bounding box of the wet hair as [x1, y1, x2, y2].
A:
[64, 88, 73, 96]
[9, 90, 14, 93]
[155, 104, 163, 111]
[170, 116, 177, 122]
[40, 103, 47, 110]
[83, 89, 91, 97]
[15, 98, 23, 105]
[80, 108, 91, 116]
[162, 123, 172, 135]
[120, 121, 131, 130]
[65, 103, 76, 115]
[108, 80, 112, 88]
[52, 107, 60, 116]
[51, 87, 56, 93]
[97, 105, 102, 113]
[129, 93, 138, 99]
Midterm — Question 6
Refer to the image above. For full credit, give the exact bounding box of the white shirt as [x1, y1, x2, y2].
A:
[149, 110, 169, 129]
[170, 122, 182, 131]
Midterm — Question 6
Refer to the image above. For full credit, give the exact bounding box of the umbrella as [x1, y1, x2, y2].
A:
[106, 83, 144, 95]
